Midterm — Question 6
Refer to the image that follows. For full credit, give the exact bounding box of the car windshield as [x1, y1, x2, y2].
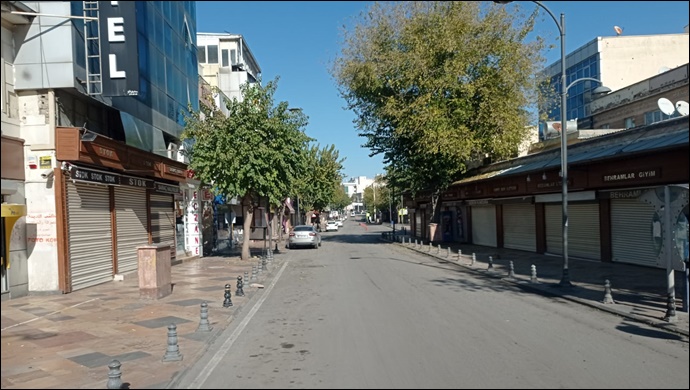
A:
[294, 226, 314, 232]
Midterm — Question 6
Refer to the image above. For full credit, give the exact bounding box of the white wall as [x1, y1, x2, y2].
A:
[24, 169, 59, 292]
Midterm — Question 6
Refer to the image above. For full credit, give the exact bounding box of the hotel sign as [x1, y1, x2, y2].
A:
[99, 1, 139, 96]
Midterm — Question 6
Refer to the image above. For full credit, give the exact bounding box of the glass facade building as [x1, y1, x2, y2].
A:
[70, 1, 198, 153]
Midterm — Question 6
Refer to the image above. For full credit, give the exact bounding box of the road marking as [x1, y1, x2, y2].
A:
[186, 260, 290, 389]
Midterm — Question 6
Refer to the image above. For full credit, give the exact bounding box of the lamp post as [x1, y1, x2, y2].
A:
[494, 1, 610, 287]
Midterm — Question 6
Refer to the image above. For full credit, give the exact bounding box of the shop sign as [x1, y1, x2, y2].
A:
[602, 168, 660, 183]
[99, 1, 139, 96]
[154, 182, 180, 195]
[163, 164, 186, 178]
[492, 185, 518, 193]
[122, 176, 153, 189]
[466, 199, 490, 205]
[70, 166, 119, 185]
[603, 189, 642, 199]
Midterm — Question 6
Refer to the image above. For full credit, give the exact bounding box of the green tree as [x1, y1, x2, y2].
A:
[182, 78, 312, 260]
[293, 144, 345, 222]
[332, 1, 545, 224]
[331, 185, 352, 212]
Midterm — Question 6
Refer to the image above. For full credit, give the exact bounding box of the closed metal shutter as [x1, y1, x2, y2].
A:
[611, 198, 658, 267]
[66, 182, 113, 291]
[545, 203, 600, 260]
[150, 193, 176, 261]
[471, 205, 497, 247]
[503, 203, 536, 252]
[115, 186, 148, 274]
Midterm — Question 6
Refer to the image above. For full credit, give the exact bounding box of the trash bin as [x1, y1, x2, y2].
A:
[137, 244, 172, 299]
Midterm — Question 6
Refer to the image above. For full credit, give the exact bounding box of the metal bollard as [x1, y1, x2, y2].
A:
[530, 264, 538, 283]
[428, 242, 432, 252]
[602, 279, 614, 304]
[162, 324, 183, 362]
[106, 359, 123, 389]
[457, 249, 462, 261]
[251, 265, 257, 281]
[244, 271, 249, 285]
[196, 302, 212, 332]
[471, 253, 476, 266]
[437, 244, 440, 254]
[487, 256, 494, 270]
[236, 275, 245, 297]
[507, 261, 516, 279]
[257, 258, 263, 274]
[447, 247, 451, 258]
[222, 284, 233, 307]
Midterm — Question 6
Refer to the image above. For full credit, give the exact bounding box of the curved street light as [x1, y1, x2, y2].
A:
[495, 1, 610, 287]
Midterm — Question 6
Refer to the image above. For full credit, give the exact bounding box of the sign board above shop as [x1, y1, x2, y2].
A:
[99, 1, 139, 96]
[67, 165, 179, 194]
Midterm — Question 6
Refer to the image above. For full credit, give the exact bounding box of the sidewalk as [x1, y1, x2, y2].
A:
[387, 224, 689, 338]
[1, 232, 688, 390]
[1, 249, 281, 389]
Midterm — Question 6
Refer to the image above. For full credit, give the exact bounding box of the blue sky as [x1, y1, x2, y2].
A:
[195, 1, 689, 180]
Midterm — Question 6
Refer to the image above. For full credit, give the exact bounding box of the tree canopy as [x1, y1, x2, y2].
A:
[293, 144, 346, 221]
[182, 78, 312, 259]
[332, 1, 546, 222]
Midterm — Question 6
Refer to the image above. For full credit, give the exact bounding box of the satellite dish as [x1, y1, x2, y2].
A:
[658, 66, 671, 74]
[613, 26, 623, 35]
[676, 100, 689, 116]
[657, 98, 676, 116]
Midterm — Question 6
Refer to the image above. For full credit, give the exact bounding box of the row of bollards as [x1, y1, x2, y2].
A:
[398, 237, 618, 307]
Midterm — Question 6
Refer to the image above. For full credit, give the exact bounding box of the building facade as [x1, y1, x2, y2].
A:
[540, 32, 689, 138]
[2, 1, 199, 297]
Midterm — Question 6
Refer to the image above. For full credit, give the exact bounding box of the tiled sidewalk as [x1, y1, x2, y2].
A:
[1, 253, 279, 389]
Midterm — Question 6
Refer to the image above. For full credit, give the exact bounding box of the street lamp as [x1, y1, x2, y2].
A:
[494, 1, 610, 287]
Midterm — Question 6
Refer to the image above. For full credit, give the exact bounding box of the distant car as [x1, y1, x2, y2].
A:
[336, 219, 344, 227]
[288, 225, 321, 249]
[326, 220, 339, 232]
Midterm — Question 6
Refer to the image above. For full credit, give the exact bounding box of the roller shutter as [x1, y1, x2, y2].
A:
[66, 182, 113, 291]
[150, 192, 176, 261]
[503, 203, 536, 252]
[471, 205, 497, 247]
[545, 203, 600, 260]
[611, 198, 658, 267]
[114, 186, 148, 274]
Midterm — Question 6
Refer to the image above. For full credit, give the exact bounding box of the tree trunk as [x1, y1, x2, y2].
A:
[241, 194, 254, 260]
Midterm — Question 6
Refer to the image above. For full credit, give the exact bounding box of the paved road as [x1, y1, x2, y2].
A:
[174, 220, 689, 389]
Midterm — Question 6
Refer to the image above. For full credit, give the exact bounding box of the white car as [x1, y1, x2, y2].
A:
[326, 220, 339, 231]
[336, 219, 344, 227]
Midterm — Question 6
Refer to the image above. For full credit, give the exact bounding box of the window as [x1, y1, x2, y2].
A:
[601, 124, 610, 129]
[624, 117, 635, 129]
[230, 49, 237, 65]
[197, 45, 206, 63]
[207, 45, 218, 64]
[221, 49, 229, 67]
[644, 109, 677, 125]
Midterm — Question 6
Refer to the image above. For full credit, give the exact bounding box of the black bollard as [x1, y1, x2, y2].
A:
[244, 271, 249, 285]
[222, 284, 233, 307]
[251, 265, 258, 281]
[236, 275, 245, 297]
[162, 324, 183, 362]
[106, 359, 123, 389]
[196, 302, 213, 332]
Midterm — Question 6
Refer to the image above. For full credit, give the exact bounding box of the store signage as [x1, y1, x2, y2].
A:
[466, 199, 490, 205]
[154, 182, 180, 195]
[602, 168, 660, 183]
[492, 185, 518, 193]
[99, 1, 139, 96]
[163, 164, 186, 178]
[605, 190, 642, 199]
[122, 176, 153, 189]
[70, 166, 119, 185]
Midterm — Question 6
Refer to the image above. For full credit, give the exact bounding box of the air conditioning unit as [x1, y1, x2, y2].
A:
[167, 143, 179, 161]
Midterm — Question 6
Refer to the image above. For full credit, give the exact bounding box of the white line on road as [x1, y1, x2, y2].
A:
[187, 260, 290, 389]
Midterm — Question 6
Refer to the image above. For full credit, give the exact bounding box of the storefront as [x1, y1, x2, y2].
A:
[468, 200, 497, 247]
[54, 127, 187, 292]
[501, 200, 536, 252]
[539, 191, 601, 260]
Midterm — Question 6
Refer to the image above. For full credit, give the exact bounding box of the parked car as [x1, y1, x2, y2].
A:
[326, 220, 339, 232]
[336, 219, 344, 227]
[287, 225, 321, 249]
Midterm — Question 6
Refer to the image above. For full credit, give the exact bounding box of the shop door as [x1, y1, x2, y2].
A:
[611, 198, 658, 267]
[114, 186, 148, 274]
[471, 205, 497, 247]
[545, 203, 600, 260]
[150, 193, 176, 261]
[66, 182, 113, 291]
[503, 203, 536, 252]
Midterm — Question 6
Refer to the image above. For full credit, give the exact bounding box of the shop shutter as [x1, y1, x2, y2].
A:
[611, 198, 658, 267]
[150, 193, 176, 261]
[66, 182, 113, 291]
[471, 205, 497, 247]
[503, 203, 536, 252]
[545, 203, 600, 260]
[115, 186, 148, 274]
